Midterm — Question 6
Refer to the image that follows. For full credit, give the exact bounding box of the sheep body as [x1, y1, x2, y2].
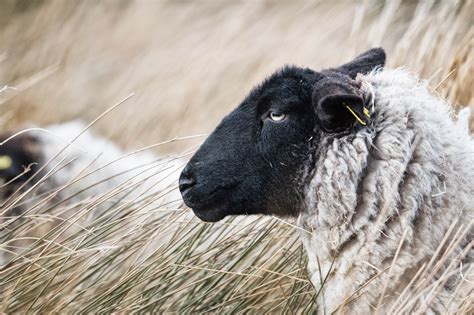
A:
[178, 48, 473, 313]
[298, 69, 474, 313]
[38, 121, 181, 207]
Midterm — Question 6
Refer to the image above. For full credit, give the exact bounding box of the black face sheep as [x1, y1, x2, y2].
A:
[1, 121, 181, 210]
[1, 121, 183, 267]
[179, 48, 474, 313]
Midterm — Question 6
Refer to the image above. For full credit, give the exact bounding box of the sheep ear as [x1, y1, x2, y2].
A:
[336, 48, 386, 78]
[316, 93, 367, 133]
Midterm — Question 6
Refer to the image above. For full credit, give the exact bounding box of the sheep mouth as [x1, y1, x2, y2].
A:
[181, 188, 230, 222]
[181, 182, 239, 222]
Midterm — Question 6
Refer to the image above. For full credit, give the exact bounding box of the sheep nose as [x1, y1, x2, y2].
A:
[179, 164, 196, 195]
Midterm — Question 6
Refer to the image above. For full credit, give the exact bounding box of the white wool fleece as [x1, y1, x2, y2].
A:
[38, 121, 183, 209]
[298, 69, 473, 314]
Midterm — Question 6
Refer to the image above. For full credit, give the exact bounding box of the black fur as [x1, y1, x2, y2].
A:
[335, 48, 386, 79]
[0, 133, 42, 213]
[179, 48, 386, 222]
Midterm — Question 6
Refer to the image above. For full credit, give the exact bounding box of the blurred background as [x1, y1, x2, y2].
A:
[0, 0, 472, 154]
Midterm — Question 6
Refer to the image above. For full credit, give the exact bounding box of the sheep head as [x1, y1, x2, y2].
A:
[0, 133, 42, 212]
[179, 48, 385, 222]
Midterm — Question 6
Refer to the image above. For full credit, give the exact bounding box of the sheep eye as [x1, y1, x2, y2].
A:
[269, 112, 287, 122]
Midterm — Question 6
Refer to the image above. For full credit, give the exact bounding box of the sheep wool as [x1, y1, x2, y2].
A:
[37, 121, 182, 209]
[298, 69, 474, 314]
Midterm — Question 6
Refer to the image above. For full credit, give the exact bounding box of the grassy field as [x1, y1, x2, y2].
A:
[0, 0, 473, 313]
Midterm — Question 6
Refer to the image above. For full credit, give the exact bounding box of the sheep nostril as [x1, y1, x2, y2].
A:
[179, 163, 198, 196]
[179, 174, 196, 194]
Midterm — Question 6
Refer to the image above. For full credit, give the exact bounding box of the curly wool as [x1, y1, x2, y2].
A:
[298, 69, 473, 314]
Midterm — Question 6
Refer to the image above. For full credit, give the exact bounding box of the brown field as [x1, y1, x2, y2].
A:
[1, 0, 472, 151]
[0, 0, 473, 313]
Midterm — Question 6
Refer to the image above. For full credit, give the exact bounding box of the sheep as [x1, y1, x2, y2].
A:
[1, 120, 183, 211]
[1, 121, 183, 266]
[179, 48, 474, 313]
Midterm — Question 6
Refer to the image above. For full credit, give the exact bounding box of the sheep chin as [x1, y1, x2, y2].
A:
[192, 205, 229, 222]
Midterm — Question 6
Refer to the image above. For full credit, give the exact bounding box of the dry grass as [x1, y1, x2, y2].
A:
[0, 0, 472, 151]
[0, 0, 473, 313]
[0, 125, 314, 312]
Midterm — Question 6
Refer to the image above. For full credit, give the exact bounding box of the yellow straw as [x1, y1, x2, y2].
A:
[363, 107, 370, 118]
[345, 105, 366, 126]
